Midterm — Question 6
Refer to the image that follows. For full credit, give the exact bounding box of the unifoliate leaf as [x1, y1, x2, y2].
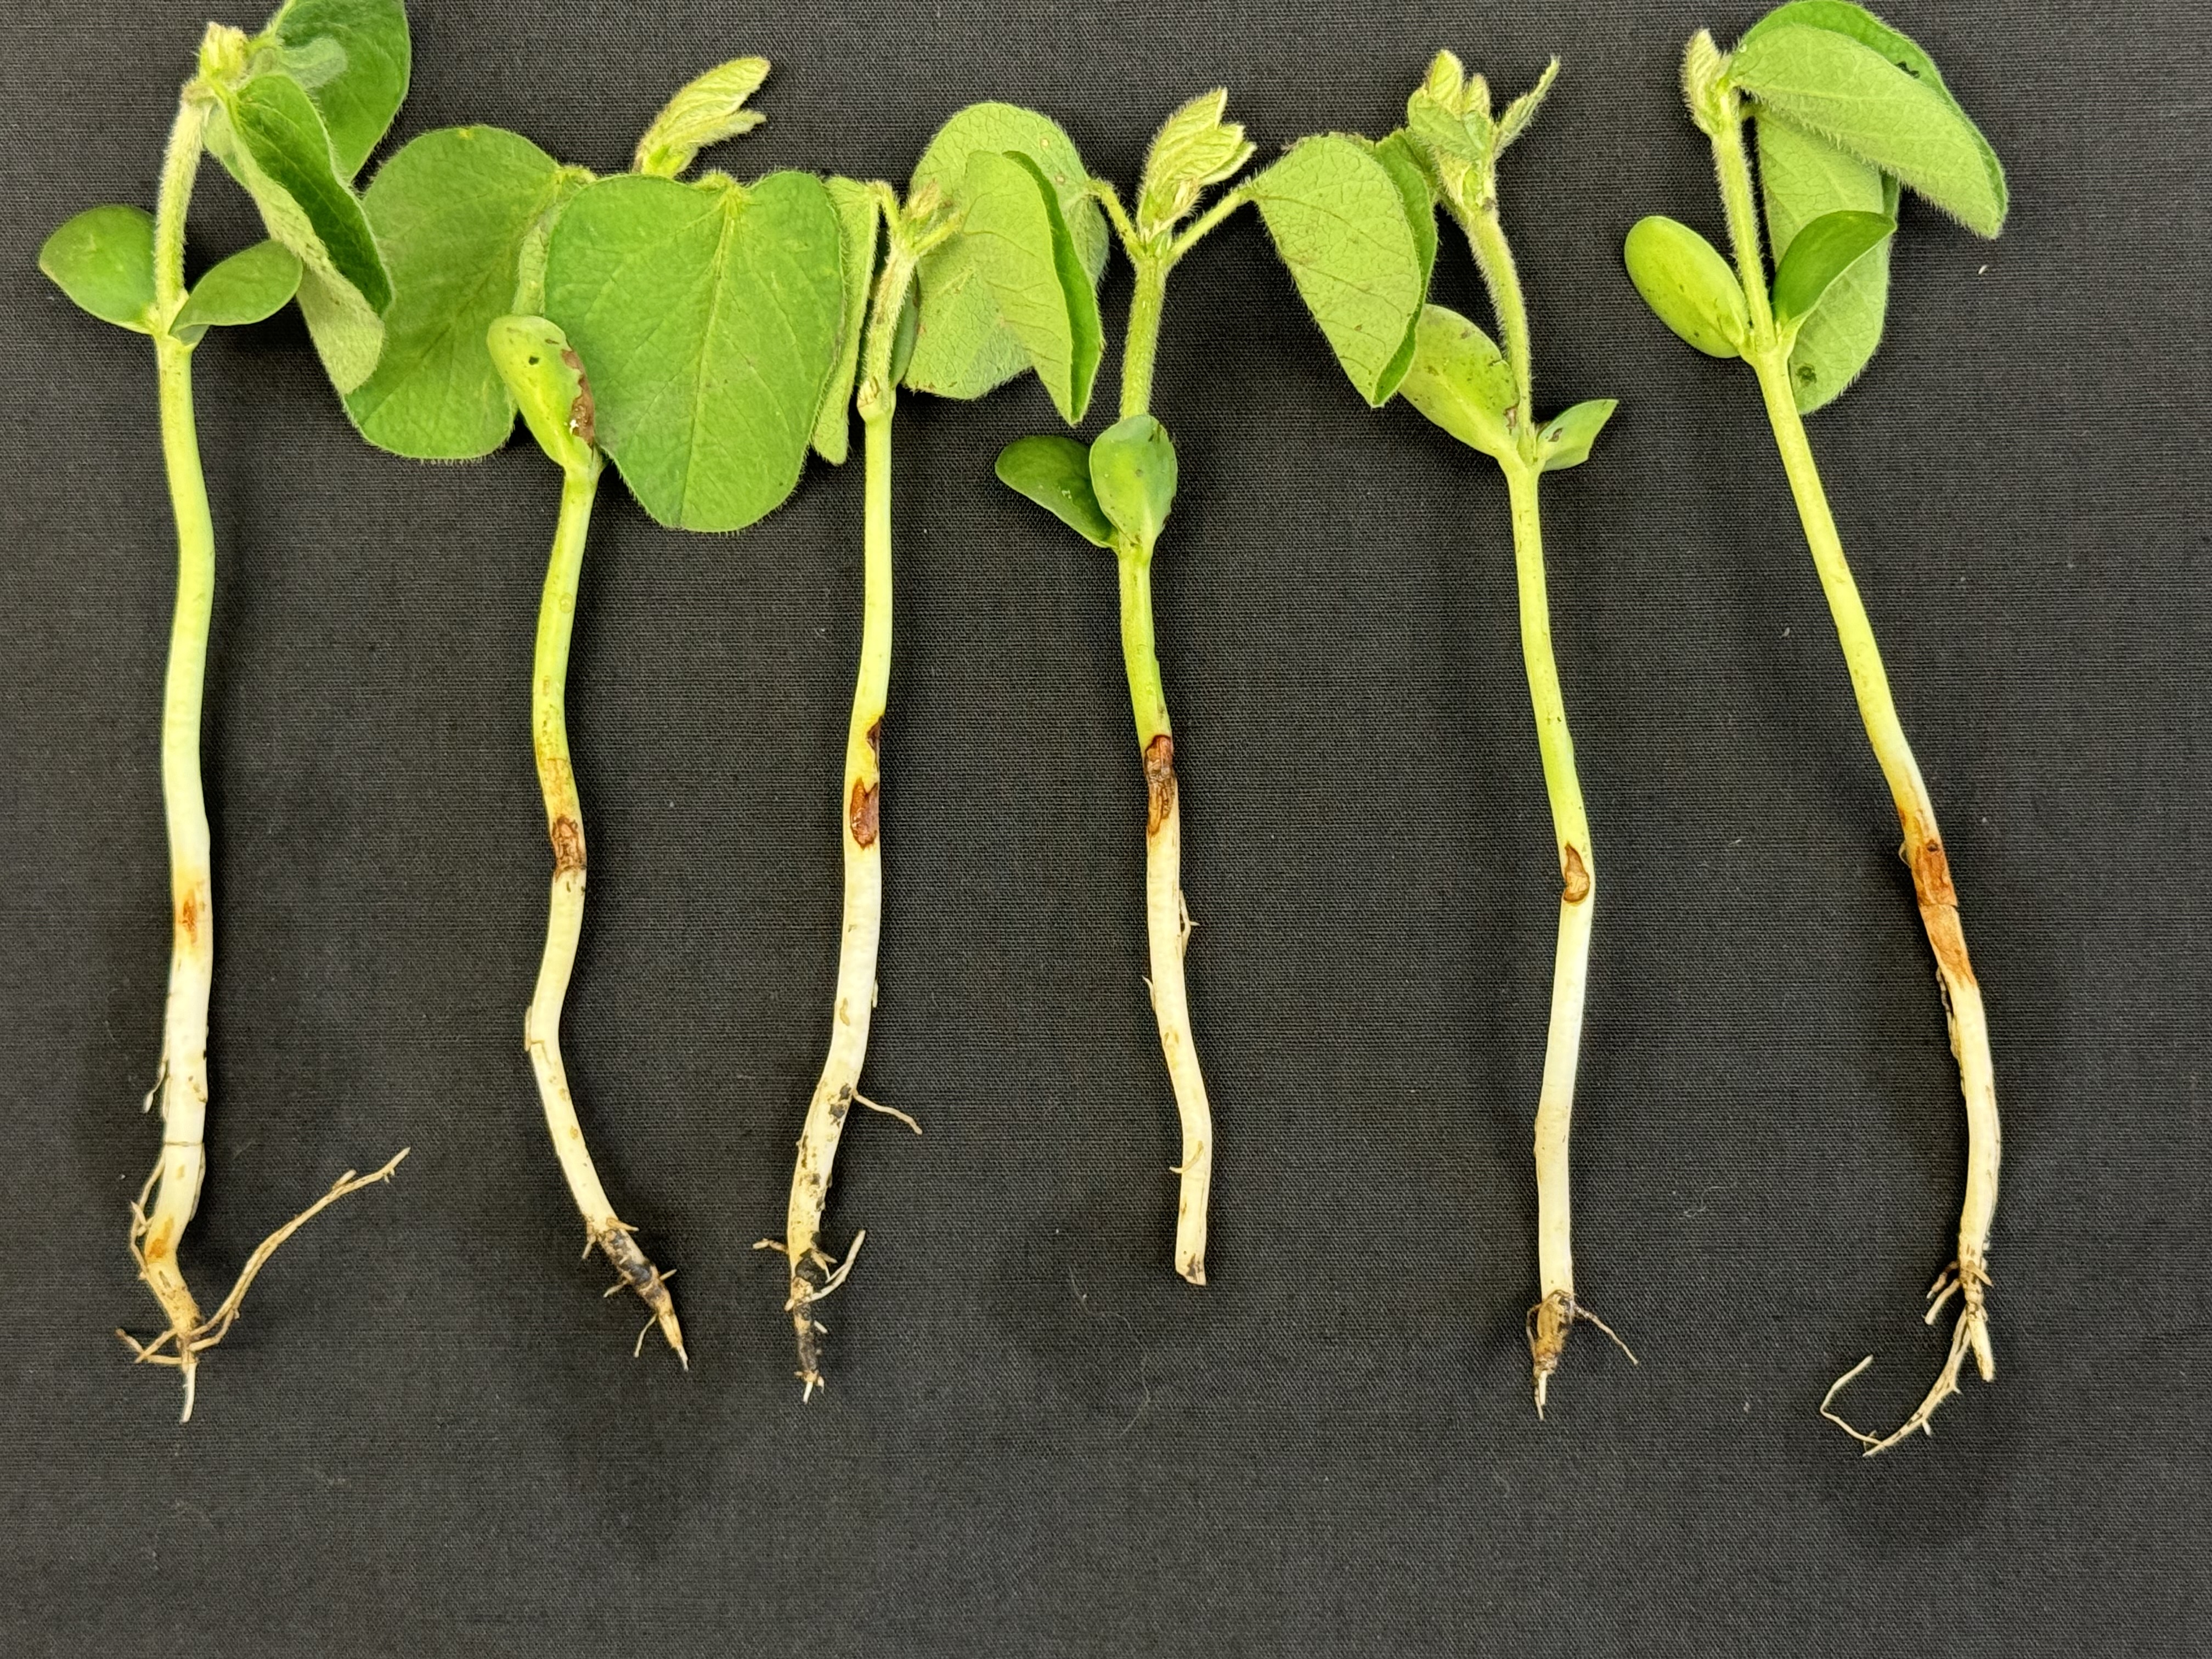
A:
[1537, 398, 1616, 472]
[219, 72, 391, 391]
[257, 0, 410, 179]
[811, 177, 882, 464]
[1757, 114, 1891, 410]
[173, 240, 302, 341]
[901, 103, 1106, 401]
[1741, 2, 1961, 93]
[1251, 135, 1429, 408]
[1088, 414, 1177, 550]
[1136, 88, 1254, 238]
[38, 205, 157, 332]
[1771, 208, 1894, 325]
[544, 170, 844, 532]
[1397, 304, 1518, 462]
[1495, 57, 1560, 151]
[995, 433, 1113, 547]
[345, 125, 585, 460]
[958, 149, 1103, 424]
[486, 314, 595, 475]
[1368, 131, 1439, 403]
[1730, 24, 2006, 237]
[633, 57, 770, 179]
[1622, 215, 1748, 359]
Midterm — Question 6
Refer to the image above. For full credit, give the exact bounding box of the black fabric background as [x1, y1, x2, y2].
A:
[3, 3, 2206, 1653]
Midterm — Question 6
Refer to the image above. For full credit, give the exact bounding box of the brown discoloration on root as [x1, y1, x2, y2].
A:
[849, 780, 880, 848]
[1561, 843, 1592, 904]
[178, 890, 200, 946]
[1144, 732, 1177, 836]
[560, 347, 596, 447]
[596, 1222, 686, 1366]
[864, 716, 883, 760]
[1526, 1290, 1637, 1419]
[550, 813, 585, 876]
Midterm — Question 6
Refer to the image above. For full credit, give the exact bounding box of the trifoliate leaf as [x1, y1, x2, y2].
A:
[1136, 89, 1254, 238]
[1251, 135, 1429, 408]
[1495, 57, 1560, 152]
[543, 170, 844, 532]
[1622, 215, 1748, 359]
[995, 433, 1113, 547]
[633, 57, 770, 180]
[901, 103, 1106, 402]
[38, 205, 157, 332]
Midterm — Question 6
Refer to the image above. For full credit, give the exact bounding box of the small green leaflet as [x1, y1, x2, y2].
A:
[38, 205, 157, 332]
[1537, 399, 1616, 472]
[1368, 132, 1440, 401]
[1397, 304, 1517, 462]
[486, 314, 595, 476]
[995, 434, 1113, 547]
[1135, 88, 1253, 238]
[1088, 414, 1177, 550]
[544, 170, 844, 533]
[1757, 115, 1892, 410]
[900, 103, 1106, 402]
[257, 0, 411, 180]
[217, 72, 391, 391]
[632, 57, 770, 179]
[173, 241, 302, 342]
[1252, 135, 1429, 408]
[346, 126, 585, 460]
[958, 150, 1103, 424]
[1771, 209, 1894, 325]
[1729, 23, 2007, 238]
[812, 178, 882, 464]
[1622, 216, 1748, 359]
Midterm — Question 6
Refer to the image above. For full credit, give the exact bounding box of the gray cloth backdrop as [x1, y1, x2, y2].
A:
[2, 2, 2204, 1653]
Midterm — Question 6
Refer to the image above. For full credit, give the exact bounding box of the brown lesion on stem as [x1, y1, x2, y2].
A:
[1906, 832, 1976, 987]
[1561, 843, 1592, 904]
[864, 716, 883, 760]
[1526, 1290, 1638, 1420]
[1144, 732, 1177, 836]
[595, 1220, 686, 1366]
[549, 814, 585, 876]
[559, 347, 596, 447]
[178, 889, 200, 945]
[849, 779, 880, 849]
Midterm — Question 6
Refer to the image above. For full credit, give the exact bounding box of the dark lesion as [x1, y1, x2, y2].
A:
[550, 812, 586, 874]
[1144, 732, 1177, 835]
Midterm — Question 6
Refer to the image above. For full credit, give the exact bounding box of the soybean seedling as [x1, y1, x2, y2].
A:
[770, 104, 1105, 1394]
[1254, 56, 1628, 1412]
[1623, 2, 2008, 1453]
[38, 0, 412, 1419]
[332, 59, 849, 1360]
[994, 91, 1257, 1285]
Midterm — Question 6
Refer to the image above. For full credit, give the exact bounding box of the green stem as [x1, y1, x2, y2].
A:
[1119, 256, 1169, 421]
[1504, 466, 1590, 870]
[152, 94, 207, 320]
[1465, 204, 1535, 419]
[1118, 550, 1170, 748]
[1710, 97, 1778, 349]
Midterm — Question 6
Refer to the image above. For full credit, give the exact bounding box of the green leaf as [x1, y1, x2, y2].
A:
[1537, 398, 1616, 472]
[1368, 131, 1438, 403]
[1397, 304, 1518, 462]
[173, 240, 302, 342]
[1622, 215, 1748, 359]
[485, 313, 595, 475]
[1757, 115, 1892, 410]
[1088, 414, 1178, 550]
[1729, 23, 2006, 237]
[811, 177, 881, 465]
[958, 149, 1103, 424]
[218, 72, 391, 391]
[632, 56, 770, 179]
[1496, 57, 1560, 152]
[1135, 88, 1254, 239]
[1251, 134, 1430, 408]
[258, 0, 411, 180]
[901, 103, 1105, 402]
[345, 126, 585, 460]
[995, 434, 1113, 547]
[1771, 208, 1894, 325]
[543, 170, 845, 533]
[38, 205, 157, 332]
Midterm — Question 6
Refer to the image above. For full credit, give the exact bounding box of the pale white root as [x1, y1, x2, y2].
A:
[525, 859, 686, 1365]
[1146, 783, 1212, 1285]
[783, 827, 885, 1398]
